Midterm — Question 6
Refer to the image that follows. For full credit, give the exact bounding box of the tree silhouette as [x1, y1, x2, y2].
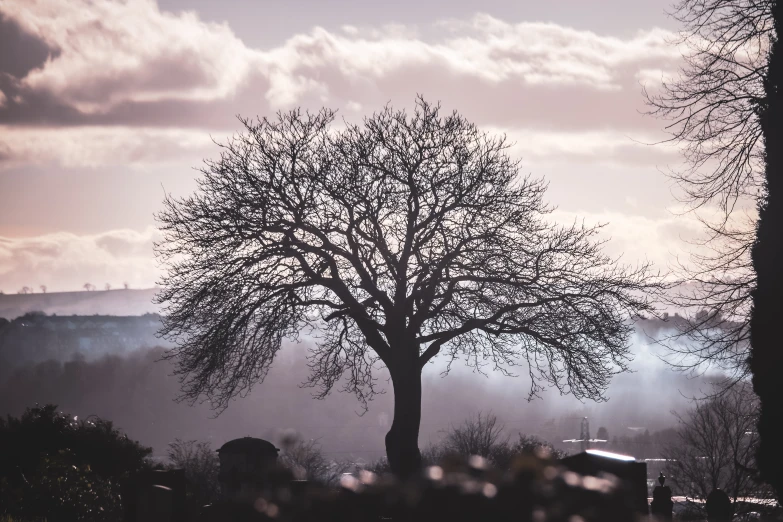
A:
[750, 0, 783, 501]
[644, 0, 775, 388]
[662, 383, 772, 512]
[156, 99, 663, 476]
[646, 1, 783, 498]
[123, 282, 129, 290]
[105, 283, 111, 291]
[83, 283, 94, 292]
[18, 286, 32, 295]
[39, 285, 47, 294]
[444, 412, 507, 461]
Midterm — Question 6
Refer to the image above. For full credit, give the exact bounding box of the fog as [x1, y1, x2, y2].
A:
[0, 318, 722, 462]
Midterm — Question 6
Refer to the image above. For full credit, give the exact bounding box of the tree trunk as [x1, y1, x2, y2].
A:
[750, 0, 783, 503]
[384, 361, 423, 478]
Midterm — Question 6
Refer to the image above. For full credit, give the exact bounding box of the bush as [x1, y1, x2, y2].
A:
[0, 404, 153, 521]
[167, 438, 220, 515]
[433, 411, 566, 471]
[278, 434, 352, 486]
[512, 434, 569, 460]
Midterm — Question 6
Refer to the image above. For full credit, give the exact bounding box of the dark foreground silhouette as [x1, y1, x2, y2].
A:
[195, 451, 640, 522]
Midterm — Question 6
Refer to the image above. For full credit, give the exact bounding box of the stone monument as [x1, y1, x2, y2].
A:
[198, 437, 283, 522]
[650, 472, 673, 521]
[705, 488, 733, 521]
[122, 469, 186, 522]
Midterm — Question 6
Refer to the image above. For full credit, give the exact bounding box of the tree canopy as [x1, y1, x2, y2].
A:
[156, 98, 663, 474]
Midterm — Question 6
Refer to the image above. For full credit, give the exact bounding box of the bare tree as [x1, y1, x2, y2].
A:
[646, 0, 783, 498]
[644, 0, 774, 385]
[661, 217, 755, 386]
[83, 283, 94, 292]
[39, 285, 46, 294]
[18, 286, 32, 295]
[156, 98, 663, 476]
[278, 435, 350, 486]
[663, 383, 772, 513]
[167, 439, 220, 510]
[443, 411, 508, 461]
[442, 413, 569, 468]
[646, 0, 772, 213]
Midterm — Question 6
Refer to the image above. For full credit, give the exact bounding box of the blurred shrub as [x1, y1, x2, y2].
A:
[0, 404, 152, 521]
[167, 438, 220, 516]
[278, 434, 352, 487]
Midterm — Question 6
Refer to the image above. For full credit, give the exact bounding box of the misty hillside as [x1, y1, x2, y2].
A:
[0, 288, 161, 319]
[0, 311, 719, 462]
[0, 312, 170, 379]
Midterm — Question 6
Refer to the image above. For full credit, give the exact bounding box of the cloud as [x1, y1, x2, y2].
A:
[0, 227, 161, 293]
[0, 125, 215, 168]
[1, 0, 258, 113]
[486, 126, 680, 167]
[547, 207, 715, 275]
[0, 123, 677, 171]
[0, 1, 682, 134]
[0, 11, 59, 79]
[0, 209, 708, 295]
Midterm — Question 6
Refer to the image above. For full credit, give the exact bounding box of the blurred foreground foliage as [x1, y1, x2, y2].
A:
[0, 404, 153, 521]
[201, 449, 637, 522]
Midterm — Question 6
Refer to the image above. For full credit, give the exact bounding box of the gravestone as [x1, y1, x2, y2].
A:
[559, 449, 649, 516]
[136, 485, 174, 522]
[706, 488, 733, 521]
[650, 472, 673, 521]
[122, 469, 186, 522]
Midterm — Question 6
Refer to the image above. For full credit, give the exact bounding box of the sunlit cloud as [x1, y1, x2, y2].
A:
[0, 0, 693, 293]
[0, 227, 161, 293]
[0, 1, 681, 128]
[487, 126, 679, 167]
[0, 125, 216, 169]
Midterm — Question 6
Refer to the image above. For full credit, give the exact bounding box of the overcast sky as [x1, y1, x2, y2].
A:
[0, 0, 706, 293]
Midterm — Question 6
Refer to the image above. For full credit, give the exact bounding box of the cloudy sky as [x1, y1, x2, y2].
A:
[0, 0, 703, 293]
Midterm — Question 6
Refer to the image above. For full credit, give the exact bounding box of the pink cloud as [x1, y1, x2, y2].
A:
[0, 1, 682, 135]
[0, 227, 161, 293]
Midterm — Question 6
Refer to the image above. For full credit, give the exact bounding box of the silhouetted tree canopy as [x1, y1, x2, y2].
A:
[156, 98, 663, 475]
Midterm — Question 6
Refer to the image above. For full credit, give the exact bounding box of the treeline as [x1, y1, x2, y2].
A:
[0, 312, 168, 380]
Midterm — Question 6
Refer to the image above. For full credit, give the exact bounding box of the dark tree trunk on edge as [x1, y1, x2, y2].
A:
[384, 356, 423, 478]
[750, 0, 783, 502]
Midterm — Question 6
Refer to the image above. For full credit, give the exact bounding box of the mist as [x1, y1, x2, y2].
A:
[0, 317, 721, 462]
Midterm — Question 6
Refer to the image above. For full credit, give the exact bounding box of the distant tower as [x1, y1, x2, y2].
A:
[580, 417, 590, 451]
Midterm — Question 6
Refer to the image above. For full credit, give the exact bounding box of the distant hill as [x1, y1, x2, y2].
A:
[0, 312, 170, 376]
[0, 288, 161, 319]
